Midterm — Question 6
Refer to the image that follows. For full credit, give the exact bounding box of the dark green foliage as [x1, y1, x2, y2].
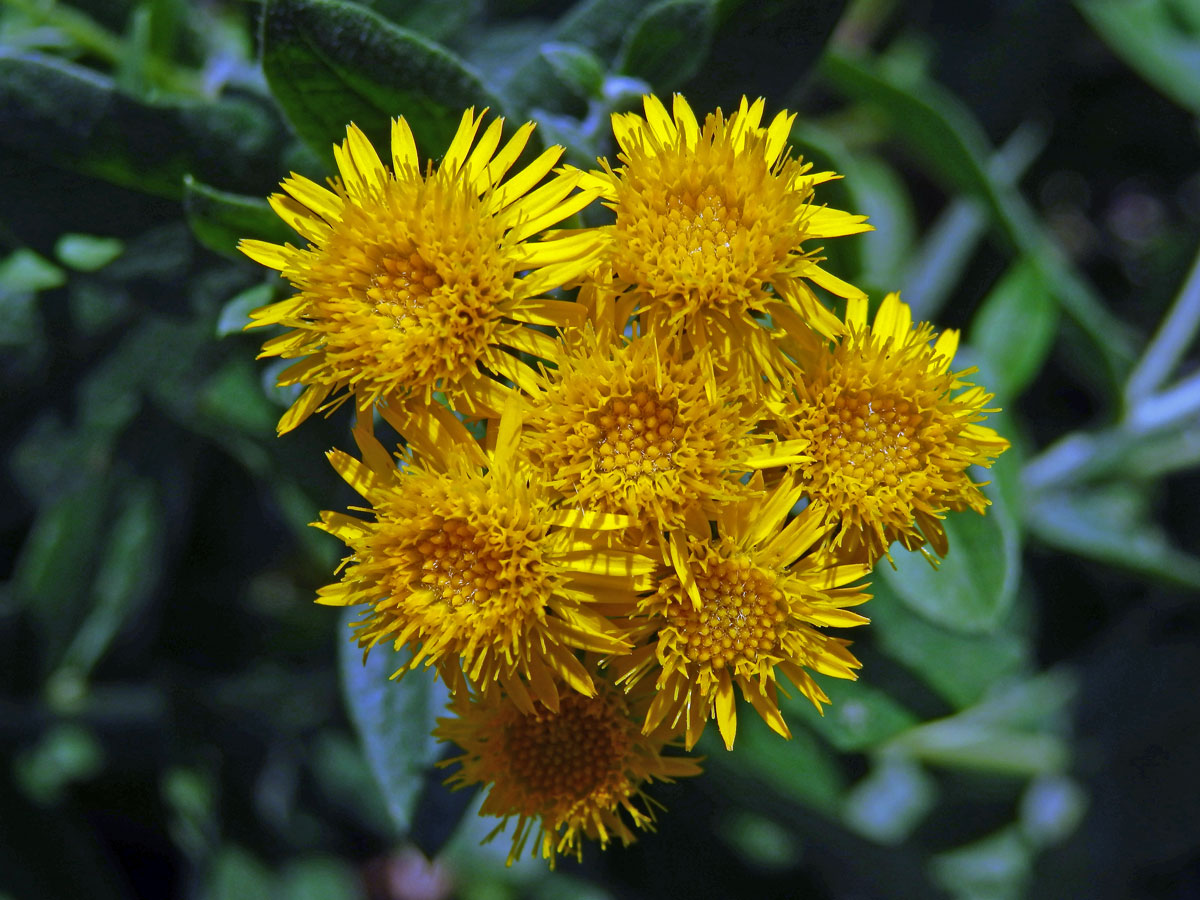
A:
[2, 1, 1199, 898]
[261, 0, 506, 166]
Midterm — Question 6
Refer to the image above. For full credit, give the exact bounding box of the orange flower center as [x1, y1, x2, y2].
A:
[666, 552, 785, 670]
[820, 388, 928, 491]
[503, 694, 631, 804]
[366, 251, 445, 333]
[593, 387, 686, 480]
[413, 516, 516, 609]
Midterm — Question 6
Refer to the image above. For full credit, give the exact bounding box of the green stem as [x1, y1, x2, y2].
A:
[1125, 243, 1200, 406]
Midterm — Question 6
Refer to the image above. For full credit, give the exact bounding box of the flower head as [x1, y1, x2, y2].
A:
[315, 403, 650, 712]
[521, 325, 807, 531]
[578, 94, 871, 363]
[612, 474, 871, 750]
[777, 292, 1010, 563]
[436, 681, 701, 866]
[241, 110, 602, 432]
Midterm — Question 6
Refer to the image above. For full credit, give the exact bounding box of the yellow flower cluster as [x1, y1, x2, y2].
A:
[241, 95, 1008, 865]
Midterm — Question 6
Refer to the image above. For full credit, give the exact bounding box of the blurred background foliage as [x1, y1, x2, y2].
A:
[2, 0, 1199, 897]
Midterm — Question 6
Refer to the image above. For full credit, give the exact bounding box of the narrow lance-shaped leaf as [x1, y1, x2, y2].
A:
[970, 256, 1059, 402]
[338, 606, 450, 836]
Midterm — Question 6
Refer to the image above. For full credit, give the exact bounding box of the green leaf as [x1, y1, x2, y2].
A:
[184, 176, 298, 260]
[791, 123, 918, 292]
[798, 678, 919, 752]
[57, 479, 164, 679]
[555, 0, 654, 57]
[879, 485, 1021, 634]
[711, 711, 845, 814]
[360, 0, 482, 42]
[869, 579, 1027, 709]
[681, 0, 848, 108]
[617, 0, 718, 92]
[0, 249, 60, 348]
[1028, 484, 1200, 590]
[819, 51, 1138, 384]
[1077, 0, 1200, 117]
[199, 358, 283, 435]
[842, 755, 937, 844]
[885, 672, 1075, 775]
[54, 233, 124, 271]
[540, 42, 607, 100]
[14, 723, 104, 805]
[11, 477, 116, 669]
[279, 857, 365, 900]
[970, 257, 1059, 402]
[216, 283, 276, 338]
[338, 607, 449, 836]
[930, 826, 1031, 899]
[208, 847, 276, 900]
[501, 0, 648, 115]
[69, 280, 131, 336]
[0, 248, 67, 293]
[0, 54, 283, 198]
[262, 0, 505, 167]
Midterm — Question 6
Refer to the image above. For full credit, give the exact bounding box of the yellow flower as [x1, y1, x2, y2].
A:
[314, 402, 649, 713]
[777, 292, 1010, 563]
[436, 681, 701, 866]
[611, 473, 871, 751]
[578, 93, 871, 362]
[521, 323, 808, 532]
[240, 109, 603, 432]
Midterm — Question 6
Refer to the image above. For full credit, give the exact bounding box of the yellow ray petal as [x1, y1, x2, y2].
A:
[441, 107, 483, 177]
[390, 116, 419, 173]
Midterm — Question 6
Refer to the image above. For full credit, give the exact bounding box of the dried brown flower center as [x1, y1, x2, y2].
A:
[503, 694, 631, 803]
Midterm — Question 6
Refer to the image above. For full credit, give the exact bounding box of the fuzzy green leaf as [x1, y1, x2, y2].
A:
[183, 176, 297, 260]
[261, 0, 505, 167]
[970, 257, 1059, 401]
[338, 607, 450, 836]
[540, 42, 607, 100]
[617, 0, 717, 92]
[0, 53, 283, 198]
